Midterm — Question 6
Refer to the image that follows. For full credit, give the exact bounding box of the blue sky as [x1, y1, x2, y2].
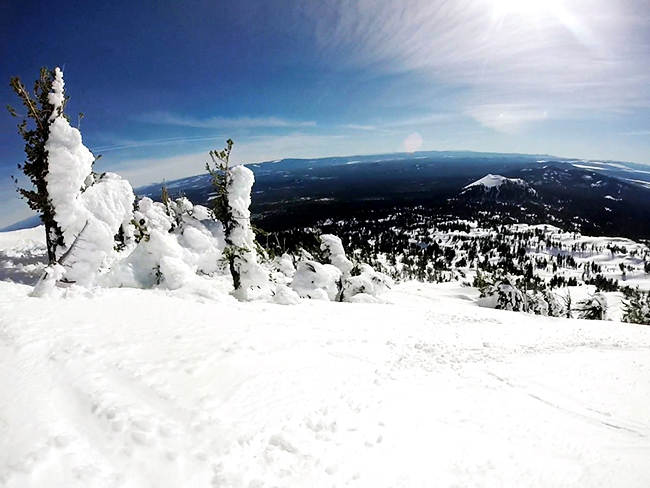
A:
[1, 0, 649, 226]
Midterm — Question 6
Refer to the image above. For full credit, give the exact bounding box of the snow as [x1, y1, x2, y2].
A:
[104, 197, 225, 290]
[227, 165, 271, 298]
[625, 178, 650, 189]
[463, 174, 527, 189]
[1, 229, 650, 487]
[47, 67, 65, 117]
[320, 234, 353, 275]
[572, 164, 604, 171]
[45, 116, 95, 252]
[61, 174, 135, 287]
[291, 260, 342, 300]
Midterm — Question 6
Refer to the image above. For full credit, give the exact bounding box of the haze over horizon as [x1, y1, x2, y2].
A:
[1, 0, 649, 227]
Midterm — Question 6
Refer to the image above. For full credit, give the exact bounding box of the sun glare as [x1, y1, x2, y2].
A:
[492, 0, 562, 16]
[489, 0, 592, 48]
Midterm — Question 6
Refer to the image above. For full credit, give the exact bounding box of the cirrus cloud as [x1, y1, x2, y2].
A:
[298, 0, 650, 132]
[137, 112, 317, 129]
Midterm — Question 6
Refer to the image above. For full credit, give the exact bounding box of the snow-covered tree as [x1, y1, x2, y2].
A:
[544, 289, 564, 318]
[622, 288, 650, 325]
[206, 140, 270, 298]
[320, 234, 353, 276]
[290, 234, 391, 302]
[291, 260, 342, 300]
[8, 67, 136, 293]
[577, 293, 608, 321]
[8, 67, 65, 263]
[105, 196, 225, 289]
[493, 278, 527, 311]
[36, 70, 135, 291]
[525, 292, 549, 316]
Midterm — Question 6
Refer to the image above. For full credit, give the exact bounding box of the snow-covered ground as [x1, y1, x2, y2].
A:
[1, 228, 650, 487]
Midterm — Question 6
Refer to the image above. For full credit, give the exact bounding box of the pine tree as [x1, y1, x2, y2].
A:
[621, 288, 650, 325]
[205, 139, 251, 291]
[7, 68, 65, 263]
[577, 293, 607, 321]
[562, 290, 573, 318]
[206, 139, 235, 237]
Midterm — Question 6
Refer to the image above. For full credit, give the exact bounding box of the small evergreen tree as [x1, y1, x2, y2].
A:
[206, 139, 244, 289]
[206, 139, 235, 236]
[562, 290, 573, 318]
[7, 68, 65, 263]
[206, 140, 268, 296]
[544, 289, 564, 317]
[577, 293, 608, 321]
[621, 288, 650, 325]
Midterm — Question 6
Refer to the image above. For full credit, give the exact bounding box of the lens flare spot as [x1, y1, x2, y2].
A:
[404, 132, 423, 153]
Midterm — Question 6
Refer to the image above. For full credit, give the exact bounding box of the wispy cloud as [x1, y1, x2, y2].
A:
[343, 124, 378, 131]
[137, 112, 317, 129]
[382, 113, 463, 128]
[91, 135, 228, 153]
[103, 133, 356, 187]
[465, 104, 550, 133]
[299, 0, 650, 132]
[341, 113, 462, 134]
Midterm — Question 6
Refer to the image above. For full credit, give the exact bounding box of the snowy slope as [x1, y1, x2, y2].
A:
[1, 231, 650, 487]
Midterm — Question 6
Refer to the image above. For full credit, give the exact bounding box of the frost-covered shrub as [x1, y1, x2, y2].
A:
[307, 234, 392, 302]
[494, 281, 527, 311]
[104, 197, 226, 289]
[577, 293, 608, 321]
[544, 289, 564, 317]
[622, 288, 650, 325]
[480, 275, 526, 311]
[225, 165, 271, 299]
[478, 272, 564, 317]
[290, 261, 342, 300]
[525, 292, 549, 316]
[525, 290, 562, 317]
[340, 264, 393, 302]
[273, 253, 296, 279]
[320, 234, 353, 275]
[273, 284, 302, 305]
[60, 173, 135, 286]
[9, 67, 139, 293]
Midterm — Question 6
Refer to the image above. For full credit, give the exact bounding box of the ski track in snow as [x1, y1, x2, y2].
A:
[1, 230, 650, 486]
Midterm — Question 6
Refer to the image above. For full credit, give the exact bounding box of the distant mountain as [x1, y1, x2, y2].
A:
[3, 151, 650, 239]
[459, 174, 537, 203]
[0, 214, 41, 232]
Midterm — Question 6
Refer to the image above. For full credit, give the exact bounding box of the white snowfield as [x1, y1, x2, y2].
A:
[1, 231, 650, 487]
